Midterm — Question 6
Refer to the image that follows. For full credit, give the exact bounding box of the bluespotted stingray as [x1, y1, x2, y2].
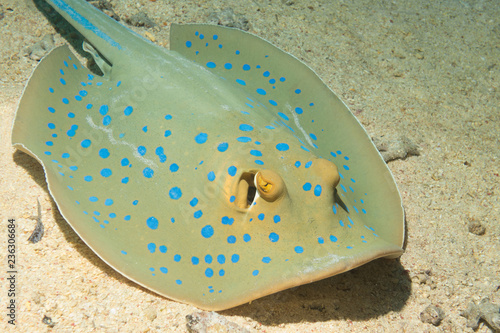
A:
[12, 0, 405, 310]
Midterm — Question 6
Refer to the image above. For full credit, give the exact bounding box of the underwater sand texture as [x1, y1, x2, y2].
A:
[1, 0, 499, 331]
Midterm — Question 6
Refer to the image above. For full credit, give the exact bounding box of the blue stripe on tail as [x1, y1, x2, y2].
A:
[51, 0, 122, 50]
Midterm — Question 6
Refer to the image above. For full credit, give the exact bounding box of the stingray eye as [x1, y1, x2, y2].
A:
[255, 170, 285, 202]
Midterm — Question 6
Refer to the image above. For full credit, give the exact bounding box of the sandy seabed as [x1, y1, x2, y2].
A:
[1, 0, 499, 332]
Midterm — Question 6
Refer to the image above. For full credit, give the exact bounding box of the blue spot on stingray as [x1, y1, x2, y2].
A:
[295, 107, 303, 114]
[230, 196, 235, 203]
[318, 237, 325, 244]
[60, 78, 66, 85]
[330, 235, 338, 242]
[295, 246, 304, 253]
[99, 148, 110, 158]
[207, 171, 215, 181]
[165, 114, 172, 120]
[252, 270, 259, 276]
[143, 167, 154, 178]
[62, 98, 69, 104]
[103, 115, 111, 126]
[239, 124, 253, 131]
[303, 183, 312, 191]
[67, 112, 75, 118]
[86, 104, 92, 109]
[310, 133, 317, 140]
[89, 196, 98, 202]
[81, 139, 91, 148]
[276, 143, 289, 151]
[190, 198, 199, 207]
[221, 216, 234, 225]
[294, 161, 301, 167]
[256, 88, 266, 95]
[227, 236, 236, 244]
[228, 166, 237, 176]
[191, 257, 199, 265]
[231, 254, 240, 263]
[262, 257, 271, 263]
[169, 187, 182, 199]
[164, 130, 172, 137]
[49, 87, 54, 93]
[194, 210, 203, 219]
[314, 185, 322, 197]
[69, 166, 77, 171]
[236, 79, 246, 86]
[201, 224, 214, 238]
[269, 100, 277, 106]
[104, 199, 113, 206]
[138, 146, 146, 156]
[243, 64, 250, 71]
[205, 268, 214, 278]
[278, 112, 289, 121]
[100, 168, 112, 177]
[263, 71, 270, 77]
[305, 161, 312, 168]
[217, 142, 228, 152]
[142, 126, 148, 133]
[158, 245, 167, 253]
[243, 234, 251, 242]
[170, 163, 179, 172]
[186, 41, 192, 47]
[255, 160, 264, 165]
[45, 141, 53, 146]
[343, 165, 350, 170]
[195, 133, 208, 144]
[224, 63, 232, 69]
[160, 267, 168, 274]
[147, 216, 158, 230]
[99, 105, 108, 115]
[174, 254, 181, 262]
[147, 243, 156, 253]
[205, 255, 213, 264]
[237, 137, 251, 143]
[122, 177, 130, 183]
[48, 107, 55, 113]
[217, 255, 226, 264]
[124, 106, 133, 116]
[295, 89, 301, 94]
[250, 149, 262, 156]
[84, 176, 93, 182]
[206, 61, 216, 68]
[121, 158, 129, 166]
[273, 215, 281, 223]
[269, 232, 279, 242]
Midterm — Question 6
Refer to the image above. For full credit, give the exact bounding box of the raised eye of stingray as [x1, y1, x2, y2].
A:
[255, 170, 285, 202]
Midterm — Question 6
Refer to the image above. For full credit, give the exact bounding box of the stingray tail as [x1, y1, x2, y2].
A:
[45, 0, 148, 64]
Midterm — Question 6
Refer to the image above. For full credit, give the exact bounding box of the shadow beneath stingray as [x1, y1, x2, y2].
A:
[222, 258, 411, 324]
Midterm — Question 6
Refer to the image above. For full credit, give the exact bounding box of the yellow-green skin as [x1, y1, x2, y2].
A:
[12, 0, 404, 310]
